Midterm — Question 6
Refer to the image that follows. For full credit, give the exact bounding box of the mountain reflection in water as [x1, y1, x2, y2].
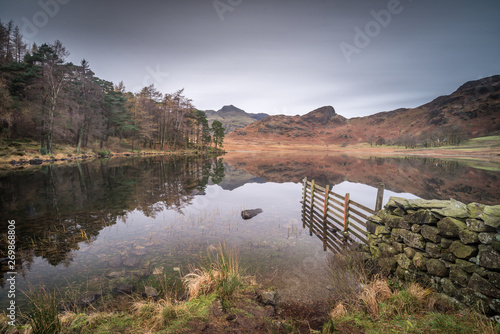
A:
[0, 153, 499, 308]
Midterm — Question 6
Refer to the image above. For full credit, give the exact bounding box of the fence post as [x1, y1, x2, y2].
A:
[309, 179, 315, 236]
[322, 184, 329, 252]
[375, 183, 385, 212]
[302, 177, 308, 204]
[302, 177, 307, 229]
[344, 193, 350, 234]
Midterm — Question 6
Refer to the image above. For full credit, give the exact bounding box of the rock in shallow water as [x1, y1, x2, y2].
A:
[112, 283, 136, 295]
[108, 255, 122, 268]
[76, 290, 102, 307]
[142, 286, 158, 299]
[123, 257, 139, 268]
[241, 209, 263, 220]
[257, 290, 277, 306]
[106, 269, 126, 279]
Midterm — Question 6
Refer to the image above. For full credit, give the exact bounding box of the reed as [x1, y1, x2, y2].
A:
[182, 242, 245, 309]
[23, 286, 62, 334]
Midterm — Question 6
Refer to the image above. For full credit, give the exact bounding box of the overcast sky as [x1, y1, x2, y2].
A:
[1, 0, 499, 117]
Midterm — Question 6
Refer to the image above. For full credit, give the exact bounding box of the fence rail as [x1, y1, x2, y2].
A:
[301, 177, 384, 252]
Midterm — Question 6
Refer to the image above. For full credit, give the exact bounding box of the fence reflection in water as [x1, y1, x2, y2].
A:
[301, 177, 384, 253]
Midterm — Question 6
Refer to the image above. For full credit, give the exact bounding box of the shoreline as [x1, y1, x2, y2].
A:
[0, 147, 225, 171]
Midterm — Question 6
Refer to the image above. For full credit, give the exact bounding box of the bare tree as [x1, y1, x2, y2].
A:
[33, 40, 70, 154]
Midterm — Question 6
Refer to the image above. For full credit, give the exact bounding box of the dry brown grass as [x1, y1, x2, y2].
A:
[182, 243, 246, 301]
[359, 277, 392, 318]
[131, 298, 176, 331]
[183, 268, 219, 299]
[329, 302, 348, 320]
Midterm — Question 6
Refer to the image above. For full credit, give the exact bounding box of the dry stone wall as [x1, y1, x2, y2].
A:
[367, 197, 500, 317]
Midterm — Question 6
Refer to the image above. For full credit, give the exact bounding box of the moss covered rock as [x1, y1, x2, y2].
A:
[467, 202, 485, 219]
[407, 199, 450, 210]
[425, 242, 441, 258]
[477, 246, 500, 270]
[468, 273, 500, 299]
[449, 241, 478, 259]
[405, 209, 438, 225]
[385, 197, 410, 210]
[395, 253, 414, 270]
[478, 233, 496, 245]
[460, 288, 492, 316]
[404, 247, 416, 259]
[466, 218, 494, 232]
[454, 259, 478, 274]
[384, 214, 403, 228]
[481, 205, 500, 228]
[374, 225, 391, 236]
[413, 251, 429, 271]
[437, 217, 467, 237]
[449, 265, 470, 287]
[431, 199, 468, 218]
[440, 237, 454, 249]
[421, 225, 441, 243]
[379, 243, 398, 257]
[426, 259, 449, 277]
[459, 229, 479, 245]
[399, 229, 426, 249]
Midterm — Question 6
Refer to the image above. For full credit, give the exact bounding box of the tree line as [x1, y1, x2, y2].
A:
[0, 19, 224, 154]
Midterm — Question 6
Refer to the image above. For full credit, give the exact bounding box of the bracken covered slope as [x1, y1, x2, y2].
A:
[227, 76, 500, 145]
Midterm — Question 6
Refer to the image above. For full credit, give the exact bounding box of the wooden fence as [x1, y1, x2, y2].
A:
[301, 177, 384, 253]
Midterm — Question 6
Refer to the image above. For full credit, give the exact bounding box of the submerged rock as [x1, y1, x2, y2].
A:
[108, 255, 122, 268]
[106, 269, 126, 279]
[123, 257, 139, 268]
[132, 269, 151, 279]
[142, 286, 158, 299]
[112, 283, 136, 295]
[257, 290, 277, 306]
[132, 248, 147, 256]
[241, 209, 263, 220]
[76, 290, 102, 307]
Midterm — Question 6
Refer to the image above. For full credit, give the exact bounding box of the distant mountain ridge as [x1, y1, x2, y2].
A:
[227, 75, 500, 145]
[205, 105, 269, 134]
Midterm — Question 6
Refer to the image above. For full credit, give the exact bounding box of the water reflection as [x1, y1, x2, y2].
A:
[0, 153, 499, 308]
[0, 156, 225, 287]
[223, 153, 500, 204]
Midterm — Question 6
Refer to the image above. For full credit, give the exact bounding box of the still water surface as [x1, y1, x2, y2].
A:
[1, 153, 499, 308]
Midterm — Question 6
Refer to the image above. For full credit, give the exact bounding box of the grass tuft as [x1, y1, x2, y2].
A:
[183, 242, 246, 308]
[23, 286, 62, 334]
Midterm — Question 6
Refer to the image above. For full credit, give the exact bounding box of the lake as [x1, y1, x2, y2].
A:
[1, 152, 500, 309]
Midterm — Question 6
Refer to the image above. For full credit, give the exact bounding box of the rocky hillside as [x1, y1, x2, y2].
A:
[228, 75, 500, 145]
[205, 105, 268, 134]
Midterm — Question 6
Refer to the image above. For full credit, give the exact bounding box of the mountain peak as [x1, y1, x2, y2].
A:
[205, 105, 269, 134]
[219, 105, 245, 114]
[302, 105, 344, 124]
